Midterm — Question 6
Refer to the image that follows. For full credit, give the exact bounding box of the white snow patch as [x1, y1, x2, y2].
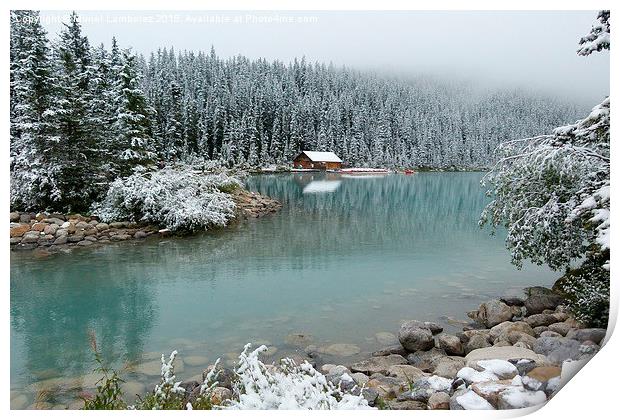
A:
[426, 375, 453, 391]
[456, 390, 495, 410]
[499, 388, 547, 409]
[476, 359, 518, 379]
[457, 367, 499, 383]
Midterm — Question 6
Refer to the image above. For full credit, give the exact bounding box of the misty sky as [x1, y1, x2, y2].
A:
[40, 10, 609, 107]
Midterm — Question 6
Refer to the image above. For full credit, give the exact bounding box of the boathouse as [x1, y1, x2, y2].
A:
[292, 151, 343, 170]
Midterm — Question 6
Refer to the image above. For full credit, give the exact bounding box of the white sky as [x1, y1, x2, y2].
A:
[39, 10, 610, 107]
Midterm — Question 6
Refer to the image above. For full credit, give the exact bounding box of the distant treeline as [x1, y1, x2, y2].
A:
[10, 10, 579, 212]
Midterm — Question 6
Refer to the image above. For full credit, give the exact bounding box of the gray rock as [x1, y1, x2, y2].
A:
[428, 391, 451, 410]
[43, 217, 65, 226]
[96, 223, 110, 231]
[10, 212, 20, 222]
[525, 313, 558, 328]
[53, 235, 68, 245]
[489, 321, 534, 341]
[532, 326, 549, 337]
[21, 231, 40, 243]
[436, 334, 464, 356]
[500, 296, 525, 306]
[533, 336, 593, 364]
[449, 389, 469, 410]
[361, 387, 379, 406]
[406, 348, 447, 372]
[387, 400, 427, 410]
[284, 333, 314, 348]
[350, 354, 408, 376]
[524, 290, 563, 315]
[433, 356, 465, 378]
[397, 388, 433, 403]
[465, 346, 550, 366]
[67, 234, 84, 243]
[399, 322, 434, 352]
[464, 334, 492, 354]
[77, 240, 93, 246]
[19, 213, 32, 223]
[134, 231, 148, 239]
[467, 299, 514, 327]
[546, 322, 569, 335]
[565, 328, 606, 345]
[111, 233, 131, 241]
[110, 222, 126, 229]
[497, 388, 546, 409]
[539, 331, 562, 338]
[509, 358, 537, 377]
[386, 365, 426, 383]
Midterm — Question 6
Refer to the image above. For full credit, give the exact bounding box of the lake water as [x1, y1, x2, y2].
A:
[10, 172, 558, 407]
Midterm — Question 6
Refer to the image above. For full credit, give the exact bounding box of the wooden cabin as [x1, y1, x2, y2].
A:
[293, 151, 343, 170]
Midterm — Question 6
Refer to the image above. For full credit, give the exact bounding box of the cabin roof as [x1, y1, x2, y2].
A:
[297, 151, 342, 163]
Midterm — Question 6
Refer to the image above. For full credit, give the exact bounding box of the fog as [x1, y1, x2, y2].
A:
[40, 10, 609, 107]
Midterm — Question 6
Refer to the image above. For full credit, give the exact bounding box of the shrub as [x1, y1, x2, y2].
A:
[93, 165, 241, 231]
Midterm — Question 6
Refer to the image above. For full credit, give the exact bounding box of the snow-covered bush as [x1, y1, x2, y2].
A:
[93, 165, 241, 231]
[229, 344, 372, 410]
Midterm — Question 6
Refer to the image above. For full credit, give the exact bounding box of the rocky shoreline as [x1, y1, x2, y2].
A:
[176, 286, 605, 410]
[9, 188, 282, 253]
[305, 286, 606, 410]
[10, 285, 607, 410]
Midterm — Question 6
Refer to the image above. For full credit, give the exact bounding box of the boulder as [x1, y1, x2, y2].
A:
[399, 322, 434, 352]
[428, 391, 450, 409]
[565, 328, 607, 345]
[365, 375, 406, 399]
[464, 334, 492, 354]
[21, 231, 41, 243]
[522, 366, 561, 392]
[489, 321, 534, 341]
[471, 380, 517, 407]
[10, 212, 20, 222]
[350, 354, 408, 376]
[31, 222, 48, 232]
[387, 400, 427, 410]
[44, 224, 59, 235]
[510, 359, 537, 377]
[525, 313, 558, 328]
[19, 213, 33, 223]
[67, 234, 85, 243]
[96, 223, 110, 231]
[53, 236, 68, 245]
[134, 231, 148, 239]
[10, 223, 31, 238]
[547, 322, 571, 336]
[524, 288, 563, 315]
[500, 296, 525, 306]
[433, 356, 465, 378]
[436, 334, 464, 356]
[371, 345, 408, 357]
[532, 326, 549, 337]
[386, 365, 426, 383]
[465, 346, 550, 367]
[450, 389, 495, 410]
[533, 336, 595, 364]
[406, 348, 447, 372]
[467, 299, 513, 327]
[496, 388, 547, 409]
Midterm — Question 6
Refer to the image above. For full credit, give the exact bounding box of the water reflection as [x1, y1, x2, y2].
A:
[10, 173, 558, 397]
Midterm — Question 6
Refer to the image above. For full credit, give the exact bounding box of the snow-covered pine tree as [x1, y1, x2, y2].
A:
[50, 11, 102, 211]
[113, 49, 157, 175]
[481, 10, 610, 327]
[10, 10, 60, 211]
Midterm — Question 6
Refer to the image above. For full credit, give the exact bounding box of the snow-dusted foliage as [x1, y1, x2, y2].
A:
[481, 11, 610, 326]
[94, 165, 240, 231]
[229, 344, 372, 409]
[577, 10, 610, 56]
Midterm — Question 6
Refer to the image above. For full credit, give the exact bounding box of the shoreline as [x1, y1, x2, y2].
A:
[9, 187, 282, 253]
[10, 284, 607, 410]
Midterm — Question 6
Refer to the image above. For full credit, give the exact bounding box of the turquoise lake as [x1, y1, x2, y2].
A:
[10, 172, 558, 407]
